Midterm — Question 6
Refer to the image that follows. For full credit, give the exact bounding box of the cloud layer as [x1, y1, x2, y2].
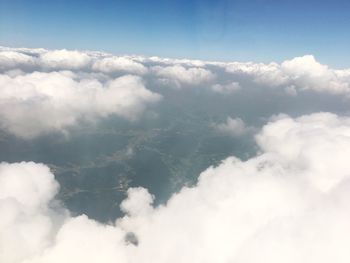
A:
[1, 47, 350, 138]
[0, 72, 161, 138]
[2, 112, 350, 262]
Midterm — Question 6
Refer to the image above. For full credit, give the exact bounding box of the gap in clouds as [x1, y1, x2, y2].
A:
[1, 47, 350, 222]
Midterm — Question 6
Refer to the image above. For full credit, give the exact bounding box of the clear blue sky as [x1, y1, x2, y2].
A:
[1, 0, 350, 67]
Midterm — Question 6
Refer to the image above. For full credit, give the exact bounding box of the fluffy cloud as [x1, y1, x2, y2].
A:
[92, 56, 148, 75]
[2, 46, 350, 139]
[0, 162, 66, 263]
[225, 61, 287, 87]
[39, 49, 92, 70]
[152, 65, 216, 86]
[225, 55, 350, 95]
[2, 112, 350, 262]
[256, 112, 350, 192]
[2, 47, 350, 95]
[0, 72, 161, 138]
[214, 116, 250, 137]
[281, 55, 350, 94]
[141, 56, 207, 67]
[0, 51, 36, 71]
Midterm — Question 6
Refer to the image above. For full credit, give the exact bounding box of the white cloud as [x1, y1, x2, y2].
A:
[0, 51, 36, 71]
[0, 162, 67, 263]
[39, 49, 92, 70]
[281, 55, 350, 94]
[28, 215, 128, 263]
[92, 56, 148, 75]
[153, 65, 216, 86]
[225, 55, 350, 95]
[214, 117, 250, 137]
[120, 187, 154, 217]
[225, 61, 288, 87]
[145, 56, 207, 67]
[211, 82, 241, 94]
[3, 112, 350, 262]
[2, 46, 350, 140]
[2, 46, 350, 96]
[256, 112, 350, 192]
[0, 72, 161, 138]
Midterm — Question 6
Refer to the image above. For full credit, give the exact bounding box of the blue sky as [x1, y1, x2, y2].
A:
[1, 0, 350, 67]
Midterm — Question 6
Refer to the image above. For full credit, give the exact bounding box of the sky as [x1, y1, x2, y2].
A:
[1, 0, 350, 67]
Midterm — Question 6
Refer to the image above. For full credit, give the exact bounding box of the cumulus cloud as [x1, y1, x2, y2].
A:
[0, 51, 36, 71]
[142, 56, 207, 67]
[1, 47, 350, 95]
[0, 72, 161, 138]
[0, 162, 67, 263]
[152, 65, 216, 86]
[92, 56, 148, 75]
[2, 46, 350, 139]
[2, 112, 350, 262]
[225, 61, 287, 87]
[256, 112, 350, 192]
[214, 116, 251, 137]
[211, 82, 241, 94]
[281, 55, 350, 94]
[225, 55, 350, 95]
[39, 49, 92, 70]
